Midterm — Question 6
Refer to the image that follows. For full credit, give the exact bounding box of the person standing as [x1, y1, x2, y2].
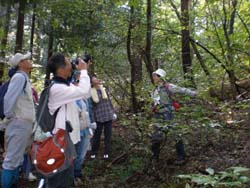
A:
[1, 52, 35, 188]
[151, 68, 197, 163]
[90, 75, 116, 159]
[45, 53, 90, 188]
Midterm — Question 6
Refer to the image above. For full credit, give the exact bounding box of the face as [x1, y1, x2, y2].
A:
[63, 57, 72, 78]
[152, 73, 161, 84]
[57, 57, 72, 79]
[19, 59, 32, 74]
[91, 76, 101, 86]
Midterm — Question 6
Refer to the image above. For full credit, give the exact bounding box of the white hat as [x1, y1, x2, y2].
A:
[153, 68, 166, 78]
[8, 52, 31, 67]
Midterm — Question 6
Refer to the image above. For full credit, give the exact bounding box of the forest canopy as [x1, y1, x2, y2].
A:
[0, 0, 249, 110]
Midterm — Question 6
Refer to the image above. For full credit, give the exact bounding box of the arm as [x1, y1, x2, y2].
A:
[49, 70, 91, 114]
[4, 74, 26, 118]
[168, 83, 197, 97]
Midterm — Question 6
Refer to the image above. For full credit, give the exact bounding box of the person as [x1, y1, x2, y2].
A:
[90, 75, 116, 159]
[70, 64, 93, 186]
[73, 98, 95, 186]
[43, 53, 91, 188]
[1, 52, 35, 188]
[151, 68, 197, 163]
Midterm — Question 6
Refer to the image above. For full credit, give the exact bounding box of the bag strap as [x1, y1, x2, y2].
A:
[15, 71, 27, 92]
[164, 83, 173, 101]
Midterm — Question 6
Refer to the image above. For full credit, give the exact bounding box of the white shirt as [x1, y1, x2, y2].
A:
[48, 70, 90, 135]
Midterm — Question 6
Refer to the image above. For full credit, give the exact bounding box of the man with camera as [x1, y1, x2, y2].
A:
[44, 53, 91, 188]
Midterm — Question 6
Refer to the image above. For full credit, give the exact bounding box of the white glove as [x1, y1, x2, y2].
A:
[90, 122, 97, 129]
[113, 113, 117, 121]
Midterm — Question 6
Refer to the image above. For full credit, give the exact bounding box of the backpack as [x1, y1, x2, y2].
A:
[36, 83, 60, 133]
[0, 73, 27, 119]
[164, 83, 180, 111]
[30, 83, 74, 177]
[30, 128, 74, 177]
[0, 81, 11, 119]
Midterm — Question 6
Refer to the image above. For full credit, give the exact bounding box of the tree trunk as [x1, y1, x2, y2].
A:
[191, 41, 211, 78]
[145, 0, 154, 83]
[0, 2, 11, 82]
[222, 0, 238, 98]
[181, 0, 195, 87]
[45, 33, 53, 87]
[30, 3, 36, 59]
[15, 0, 26, 53]
[130, 53, 142, 113]
[127, 5, 143, 113]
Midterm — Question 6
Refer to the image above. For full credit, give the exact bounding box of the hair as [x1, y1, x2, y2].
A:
[48, 53, 66, 76]
[90, 74, 97, 87]
[82, 54, 92, 63]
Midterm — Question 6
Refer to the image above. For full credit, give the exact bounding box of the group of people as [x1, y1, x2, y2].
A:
[1, 52, 116, 188]
[0, 51, 197, 188]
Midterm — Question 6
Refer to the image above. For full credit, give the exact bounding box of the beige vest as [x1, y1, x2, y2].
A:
[14, 80, 35, 123]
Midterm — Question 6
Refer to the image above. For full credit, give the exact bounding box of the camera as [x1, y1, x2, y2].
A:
[70, 58, 80, 83]
[70, 54, 92, 83]
[71, 58, 79, 71]
[71, 54, 92, 69]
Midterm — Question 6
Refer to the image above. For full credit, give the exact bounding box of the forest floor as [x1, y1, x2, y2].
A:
[0, 98, 250, 188]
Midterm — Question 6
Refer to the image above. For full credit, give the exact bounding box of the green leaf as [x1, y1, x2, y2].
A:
[239, 176, 250, 183]
[206, 167, 215, 175]
[230, 167, 250, 174]
[191, 175, 218, 186]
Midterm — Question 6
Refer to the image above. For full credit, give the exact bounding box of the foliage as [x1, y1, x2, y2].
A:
[178, 167, 250, 188]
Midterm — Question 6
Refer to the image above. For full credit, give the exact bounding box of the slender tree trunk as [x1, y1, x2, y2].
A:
[0, 2, 11, 82]
[127, 6, 133, 67]
[145, 0, 154, 83]
[45, 33, 53, 87]
[181, 0, 195, 87]
[127, 5, 143, 113]
[0, 3, 11, 58]
[191, 42, 211, 78]
[15, 0, 26, 53]
[30, 3, 36, 59]
[222, 0, 238, 98]
[130, 53, 142, 113]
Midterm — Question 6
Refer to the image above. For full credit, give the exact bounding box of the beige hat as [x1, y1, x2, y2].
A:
[8, 52, 31, 67]
[153, 68, 166, 78]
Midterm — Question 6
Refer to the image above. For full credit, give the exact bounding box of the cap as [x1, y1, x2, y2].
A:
[8, 52, 31, 67]
[153, 68, 166, 78]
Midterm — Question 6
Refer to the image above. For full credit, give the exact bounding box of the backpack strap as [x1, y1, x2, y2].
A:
[23, 78, 27, 93]
[164, 83, 173, 101]
[15, 71, 28, 93]
[164, 83, 180, 111]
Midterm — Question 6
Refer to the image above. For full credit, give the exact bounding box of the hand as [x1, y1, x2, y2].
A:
[77, 58, 89, 70]
[113, 113, 117, 121]
[90, 122, 97, 129]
